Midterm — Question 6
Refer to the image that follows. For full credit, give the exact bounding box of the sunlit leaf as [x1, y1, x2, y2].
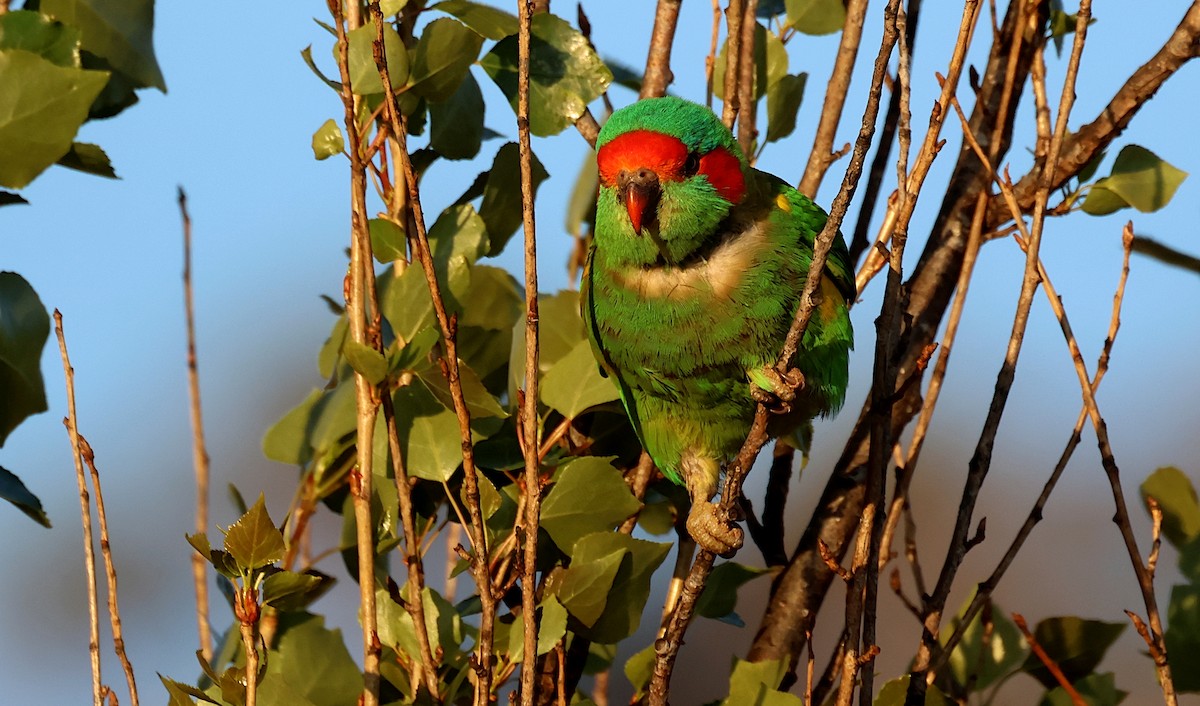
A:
[540, 457, 640, 553]
[262, 388, 323, 466]
[340, 20, 408, 95]
[223, 494, 285, 571]
[311, 118, 343, 160]
[0, 272, 49, 445]
[1038, 672, 1127, 706]
[786, 0, 847, 35]
[430, 0, 518, 40]
[1081, 145, 1188, 215]
[721, 658, 802, 706]
[368, 217, 405, 262]
[394, 384, 462, 482]
[624, 644, 655, 697]
[0, 50, 108, 189]
[712, 23, 788, 102]
[551, 546, 622, 627]
[540, 339, 619, 419]
[939, 598, 1027, 692]
[874, 676, 949, 705]
[342, 339, 388, 385]
[258, 612, 362, 706]
[1140, 466, 1200, 548]
[261, 569, 332, 612]
[407, 18, 482, 102]
[0, 10, 80, 67]
[480, 13, 612, 136]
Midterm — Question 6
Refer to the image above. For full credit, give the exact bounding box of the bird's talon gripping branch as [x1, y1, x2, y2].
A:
[748, 365, 805, 412]
[686, 499, 744, 557]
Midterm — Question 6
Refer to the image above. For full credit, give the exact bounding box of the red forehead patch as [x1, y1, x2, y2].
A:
[597, 130, 687, 187]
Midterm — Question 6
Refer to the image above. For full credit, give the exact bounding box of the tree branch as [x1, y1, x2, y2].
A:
[641, 0, 683, 98]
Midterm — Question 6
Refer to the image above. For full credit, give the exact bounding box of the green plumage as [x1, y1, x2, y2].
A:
[583, 97, 853, 550]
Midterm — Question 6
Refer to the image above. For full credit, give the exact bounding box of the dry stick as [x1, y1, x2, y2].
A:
[927, 105, 1132, 672]
[368, 15, 496, 706]
[721, 0, 745, 129]
[705, 0, 722, 108]
[1012, 614, 1086, 706]
[178, 188, 214, 664]
[641, 0, 683, 98]
[328, 3, 381, 704]
[848, 0, 923, 264]
[517, 0, 544, 702]
[797, 0, 870, 198]
[736, 0, 759, 159]
[75, 436, 140, 706]
[55, 311, 104, 706]
[906, 4, 1093, 702]
[647, 1, 903, 702]
[1131, 236, 1200, 275]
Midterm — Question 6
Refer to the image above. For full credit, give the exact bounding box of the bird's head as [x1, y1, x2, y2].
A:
[596, 97, 747, 265]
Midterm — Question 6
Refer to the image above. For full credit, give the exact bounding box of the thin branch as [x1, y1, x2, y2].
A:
[55, 310, 104, 706]
[797, 0, 870, 197]
[76, 435, 139, 706]
[329, 2, 381, 703]
[705, 0, 722, 108]
[518, 0, 544, 702]
[366, 5, 496, 703]
[721, 0, 746, 129]
[641, 0, 683, 98]
[1130, 235, 1200, 275]
[178, 187, 213, 664]
[736, 0, 759, 158]
[1013, 613, 1086, 706]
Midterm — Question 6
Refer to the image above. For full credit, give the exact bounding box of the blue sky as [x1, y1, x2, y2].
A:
[4, 2, 1200, 703]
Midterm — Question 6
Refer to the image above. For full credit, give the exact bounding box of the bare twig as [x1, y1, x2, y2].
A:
[1013, 613, 1085, 706]
[721, 0, 745, 128]
[798, 0, 870, 197]
[328, 2, 381, 703]
[705, 0, 722, 108]
[736, 0, 759, 158]
[55, 310, 104, 706]
[75, 436, 139, 706]
[366, 5, 496, 703]
[517, 0, 544, 702]
[1130, 235, 1200, 275]
[641, 0, 683, 98]
[177, 187, 213, 664]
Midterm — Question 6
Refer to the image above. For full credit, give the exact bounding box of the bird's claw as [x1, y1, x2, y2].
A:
[749, 366, 805, 413]
[686, 499, 743, 557]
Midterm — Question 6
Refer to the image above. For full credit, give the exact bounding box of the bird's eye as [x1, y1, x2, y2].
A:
[682, 152, 701, 177]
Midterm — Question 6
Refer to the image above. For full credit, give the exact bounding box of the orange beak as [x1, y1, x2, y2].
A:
[618, 168, 661, 235]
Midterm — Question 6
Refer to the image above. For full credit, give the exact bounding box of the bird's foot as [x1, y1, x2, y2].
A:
[749, 365, 805, 413]
[686, 499, 743, 557]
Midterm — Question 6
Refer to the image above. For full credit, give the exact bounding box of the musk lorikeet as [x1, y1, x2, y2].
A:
[583, 96, 854, 555]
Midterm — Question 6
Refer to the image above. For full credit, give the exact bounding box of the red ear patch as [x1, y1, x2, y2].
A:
[698, 147, 745, 204]
[597, 130, 687, 187]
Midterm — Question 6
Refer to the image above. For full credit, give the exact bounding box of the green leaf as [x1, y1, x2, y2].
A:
[262, 389, 323, 466]
[340, 20, 408, 95]
[186, 532, 238, 579]
[300, 44, 340, 91]
[478, 142, 549, 256]
[0, 464, 50, 527]
[223, 494, 285, 571]
[540, 339, 620, 419]
[696, 562, 770, 625]
[417, 359, 507, 420]
[368, 217, 405, 262]
[0, 272, 50, 445]
[0, 190, 28, 206]
[258, 612, 362, 706]
[549, 532, 671, 643]
[459, 265, 522, 332]
[1038, 672, 1127, 706]
[394, 384, 463, 482]
[431, 0, 518, 40]
[261, 569, 331, 611]
[159, 675, 219, 705]
[56, 141, 115, 177]
[310, 118, 343, 160]
[0, 10, 81, 67]
[537, 595, 567, 655]
[721, 658, 803, 706]
[40, 0, 165, 90]
[430, 70, 485, 160]
[1020, 616, 1125, 689]
[874, 676, 948, 706]
[508, 289, 584, 405]
[381, 264, 435, 344]
[0, 50, 109, 189]
[378, 586, 464, 662]
[342, 339, 388, 385]
[1081, 145, 1188, 215]
[480, 13, 612, 137]
[939, 598, 1027, 692]
[407, 18, 482, 103]
[766, 73, 806, 143]
[1140, 466, 1200, 548]
[565, 149, 598, 239]
[785, 0, 847, 35]
[624, 644, 656, 697]
[540, 457, 640, 553]
[712, 23, 788, 102]
[1165, 583, 1200, 692]
[429, 202, 490, 268]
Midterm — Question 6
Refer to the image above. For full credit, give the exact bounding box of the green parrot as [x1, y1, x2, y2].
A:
[583, 96, 854, 555]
